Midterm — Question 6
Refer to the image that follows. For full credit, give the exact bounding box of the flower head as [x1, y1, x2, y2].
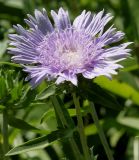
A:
[8, 8, 131, 87]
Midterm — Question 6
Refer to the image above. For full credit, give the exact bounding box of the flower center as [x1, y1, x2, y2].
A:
[60, 50, 82, 67]
[37, 29, 95, 72]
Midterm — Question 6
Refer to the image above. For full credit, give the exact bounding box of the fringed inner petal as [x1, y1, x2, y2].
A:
[36, 28, 97, 72]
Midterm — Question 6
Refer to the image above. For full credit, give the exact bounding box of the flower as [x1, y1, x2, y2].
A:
[8, 8, 131, 87]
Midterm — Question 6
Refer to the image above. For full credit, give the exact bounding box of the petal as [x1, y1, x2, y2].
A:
[73, 10, 88, 29]
[55, 76, 65, 84]
[13, 24, 29, 37]
[73, 10, 113, 37]
[82, 61, 123, 79]
[51, 7, 71, 30]
[24, 9, 54, 35]
[34, 8, 54, 34]
[24, 66, 55, 88]
[57, 71, 78, 86]
[97, 25, 125, 46]
[102, 42, 132, 59]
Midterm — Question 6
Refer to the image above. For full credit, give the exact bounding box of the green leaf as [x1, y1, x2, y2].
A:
[6, 129, 73, 156]
[4, 0, 23, 9]
[51, 96, 75, 128]
[78, 78, 122, 110]
[51, 96, 83, 160]
[10, 81, 23, 101]
[8, 116, 39, 131]
[0, 77, 7, 99]
[117, 72, 139, 90]
[85, 122, 103, 136]
[0, 105, 6, 111]
[23, 0, 36, 14]
[41, 108, 88, 124]
[40, 108, 55, 123]
[5, 69, 14, 90]
[0, 62, 21, 68]
[94, 76, 139, 105]
[0, 40, 8, 58]
[128, 0, 139, 38]
[122, 64, 139, 72]
[117, 117, 139, 130]
[0, 1, 24, 21]
[35, 85, 56, 100]
[16, 87, 36, 109]
[134, 137, 139, 160]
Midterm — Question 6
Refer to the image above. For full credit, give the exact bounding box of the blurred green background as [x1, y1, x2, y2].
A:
[0, 0, 139, 160]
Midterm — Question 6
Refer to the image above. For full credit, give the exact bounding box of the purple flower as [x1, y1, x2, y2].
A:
[8, 8, 131, 87]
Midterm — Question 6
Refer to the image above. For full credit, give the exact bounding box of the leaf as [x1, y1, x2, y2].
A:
[6, 128, 73, 156]
[51, 96, 83, 160]
[85, 122, 103, 136]
[117, 117, 139, 130]
[94, 76, 139, 105]
[0, 105, 6, 112]
[0, 77, 7, 99]
[120, 0, 138, 40]
[122, 64, 139, 72]
[120, 57, 139, 72]
[41, 108, 88, 124]
[117, 72, 139, 90]
[23, 0, 36, 14]
[51, 96, 75, 128]
[40, 108, 55, 124]
[16, 87, 36, 109]
[0, 40, 8, 58]
[134, 137, 139, 160]
[35, 85, 56, 100]
[78, 78, 122, 110]
[8, 116, 39, 131]
[128, 0, 139, 38]
[0, 62, 21, 68]
[0, 1, 24, 19]
[10, 81, 23, 101]
[4, 0, 23, 9]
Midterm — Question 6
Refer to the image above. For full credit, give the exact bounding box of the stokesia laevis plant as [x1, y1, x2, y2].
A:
[7, 7, 132, 160]
[8, 8, 131, 88]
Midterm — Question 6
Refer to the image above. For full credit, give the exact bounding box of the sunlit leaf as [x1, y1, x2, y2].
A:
[94, 76, 139, 105]
[117, 117, 139, 130]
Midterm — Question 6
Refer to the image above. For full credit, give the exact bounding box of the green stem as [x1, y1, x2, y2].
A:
[51, 96, 82, 160]
[89, 102, 114, 160]
[72, 93, 91, 160]
[2, 109, 9, 160]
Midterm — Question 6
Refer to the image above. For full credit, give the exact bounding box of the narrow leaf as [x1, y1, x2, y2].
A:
[117, 117, 139, 130]
[0, 62, 21, 68]
[6, 129, 73, 156]
[8, 116, 39, 131]
[36, 85, 56, 100]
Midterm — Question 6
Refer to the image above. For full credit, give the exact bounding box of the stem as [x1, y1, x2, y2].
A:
[51, 96, 82, 160]
[2, 109, 9, 160]
[89, 102, 114, 160]
[72, 93, 91, 160]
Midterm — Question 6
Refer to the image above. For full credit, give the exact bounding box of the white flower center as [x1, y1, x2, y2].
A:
[61, 50, 82, 68]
